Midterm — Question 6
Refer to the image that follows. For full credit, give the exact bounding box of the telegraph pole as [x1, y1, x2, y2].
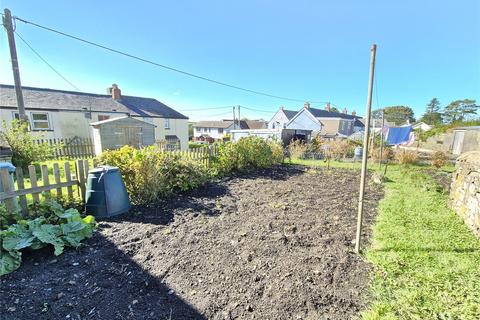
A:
[232, 106, 236, 129]
[3, 8, 27, 122]
[355, 44, 377, 254]
[237, 105, 241, 129]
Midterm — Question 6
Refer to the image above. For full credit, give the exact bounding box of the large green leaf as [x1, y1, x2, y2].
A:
[0, 249, 21, 276]
[31, 224, 64, 256]
[1, 225, 35, 251]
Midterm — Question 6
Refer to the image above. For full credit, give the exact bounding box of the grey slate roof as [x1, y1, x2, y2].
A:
[282, 109, 298, 120]
[0, 84, 188, 119]
[89, 116, 156, 126]
[194, 119, 266, 130]
[308, 107, 357, 120]
[194, 120, 234, 129]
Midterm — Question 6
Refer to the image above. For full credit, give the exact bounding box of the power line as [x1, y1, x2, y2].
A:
[177, 105, 235, 112]
[13, 15, 328, 104]
[14, 31, 81, 91]
[241, 106, 276, 114]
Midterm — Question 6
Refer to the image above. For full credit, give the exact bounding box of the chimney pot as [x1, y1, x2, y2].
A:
[304, 102, 310, 109]
[325, 102, 331, 112]
[110, 83, 121, 100]
[343, 107, 348, 114]
[352, 111, 356, 117]
[280, 106, 284, 111]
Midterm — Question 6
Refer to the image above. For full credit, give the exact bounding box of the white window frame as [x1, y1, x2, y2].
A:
[30, 112, 51, 130]
[164, 118, 170, 129]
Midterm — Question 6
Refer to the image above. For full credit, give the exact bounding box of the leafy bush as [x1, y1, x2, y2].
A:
[215, 137, 283, 174]
[369, 145, 394, 161]
[0, 200, 96, 276]
[431, 151, 448, 169]
[395, 150, 418, 165]
[287, 139, 307, 159]
[98, 146, 210, 204]
[0, 120, 59, 170]
[324, 139, 356, 160]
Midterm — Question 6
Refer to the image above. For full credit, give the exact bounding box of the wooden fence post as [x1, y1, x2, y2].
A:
[15, 167, 28, 215]
[41, 165, 51, 197]
[0, 169, 15, 213]
[76, 160, 86, 202]
[53, 163, 62, 198]
[28, 165, 40, 203]
[64, 162, 74, 200]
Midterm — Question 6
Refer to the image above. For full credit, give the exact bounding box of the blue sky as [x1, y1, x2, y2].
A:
[1, 0, 479, 121]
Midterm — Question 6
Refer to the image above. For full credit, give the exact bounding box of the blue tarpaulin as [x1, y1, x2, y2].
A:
[386, 125, 413, 145]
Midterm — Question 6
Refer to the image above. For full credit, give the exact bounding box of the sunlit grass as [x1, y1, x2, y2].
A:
[287, 158, 480, 319]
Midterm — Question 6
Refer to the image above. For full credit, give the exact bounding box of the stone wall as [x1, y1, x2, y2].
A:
[450, 151, 480, 236]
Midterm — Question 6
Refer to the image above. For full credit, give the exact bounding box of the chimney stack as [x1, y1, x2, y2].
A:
[109, 84, 121, 100]
[280, 105, 284, 111]
[325, 102, 331, 112]
[304, 102, 310, 109]
[343, 107, 348, 114]
[352, 111, 356, 117]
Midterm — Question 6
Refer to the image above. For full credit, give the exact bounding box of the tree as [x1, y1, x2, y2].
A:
[373, 106, 415, 125]
[330, 107, 339, 113]
[420, 98, 443, 125]
[443, 99, 478, 123]
[426, 98, 441, 113]
[0, 120, 58, 170]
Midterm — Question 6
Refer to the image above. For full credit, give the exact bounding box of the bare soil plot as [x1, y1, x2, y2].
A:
[1, 165, 383, 319]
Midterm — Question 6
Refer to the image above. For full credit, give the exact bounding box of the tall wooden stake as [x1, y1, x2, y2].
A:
[3, 8, 27, 122]
[355, 44, 377, 254]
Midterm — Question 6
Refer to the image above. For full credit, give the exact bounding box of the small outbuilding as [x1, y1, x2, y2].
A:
[90, 116, 156, 155]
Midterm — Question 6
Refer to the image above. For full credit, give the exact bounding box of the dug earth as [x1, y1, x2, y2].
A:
[1, 165, 383, 319]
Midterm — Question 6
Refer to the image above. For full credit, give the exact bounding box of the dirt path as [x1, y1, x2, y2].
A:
[1, 165, 383, 319]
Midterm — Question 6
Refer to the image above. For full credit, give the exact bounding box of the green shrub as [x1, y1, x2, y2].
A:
[287, 139, 307, 159]
[431, 151, 448, 168]
[214, 136, 283, 174]
[98, 146, 210, 205]
[395, 149, 418, 165]
[0, 120, 60, 170]
[0, 200, 96, 276]
[324, 139, 356, 160]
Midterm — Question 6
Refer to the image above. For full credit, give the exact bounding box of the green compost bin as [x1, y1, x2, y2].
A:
[85, 166, 130, 218]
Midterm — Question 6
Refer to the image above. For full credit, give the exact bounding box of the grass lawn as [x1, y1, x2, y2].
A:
[288, 158, 480, 319]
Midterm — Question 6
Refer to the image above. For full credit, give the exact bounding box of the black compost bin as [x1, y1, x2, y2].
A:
[85, 166, 130, 218]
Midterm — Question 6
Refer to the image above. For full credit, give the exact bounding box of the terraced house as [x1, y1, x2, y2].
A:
[0, 84, 189, 150]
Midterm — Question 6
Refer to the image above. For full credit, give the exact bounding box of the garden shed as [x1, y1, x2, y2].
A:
[90, 116, 156, 155]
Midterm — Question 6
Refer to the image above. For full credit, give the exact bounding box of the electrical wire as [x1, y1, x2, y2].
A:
[241, 106, 275, 114]
[13, 15, 328, 104]
[177, 105, 236, 112]
[15, 31, 81, 91]
[206, 110, 233, 117]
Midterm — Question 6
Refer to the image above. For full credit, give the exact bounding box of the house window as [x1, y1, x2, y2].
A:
[164, 118, 170, 129]
[196, 127, 201, 132]
[31, 112, 50, 130]
[98, 115, 110, 121]
[218, 128, 224, 134]
[12, 111, 28, 121]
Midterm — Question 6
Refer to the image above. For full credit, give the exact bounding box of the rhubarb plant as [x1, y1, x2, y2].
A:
[0, 200, 96, 276]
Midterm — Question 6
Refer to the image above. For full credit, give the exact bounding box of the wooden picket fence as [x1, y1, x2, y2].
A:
[0, 145, 220, 215]
[0, 159, 90, 216]
[165, 145, 219, 167]
[34, 137, 95, 159]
